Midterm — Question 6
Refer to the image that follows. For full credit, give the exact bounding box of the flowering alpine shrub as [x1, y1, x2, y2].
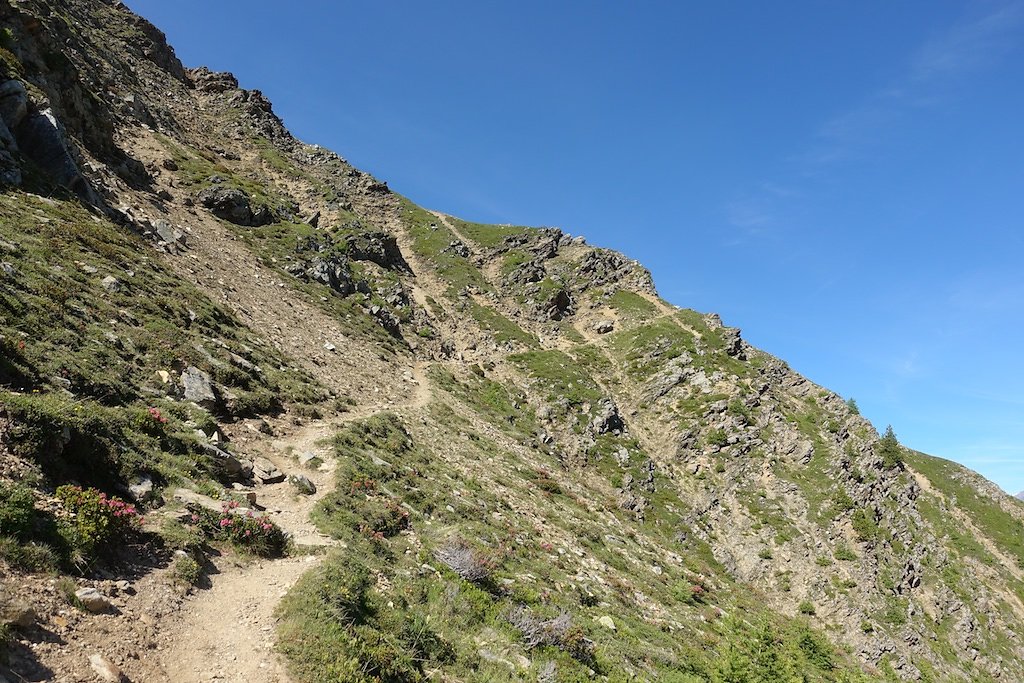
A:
[189, 501, 287, 557]
[56, 485, 143, 560]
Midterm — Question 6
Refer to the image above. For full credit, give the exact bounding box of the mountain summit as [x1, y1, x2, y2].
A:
[1, 1, 1023, 682]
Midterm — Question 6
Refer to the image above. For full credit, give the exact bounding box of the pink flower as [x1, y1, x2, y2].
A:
[220, 518, 232, 527]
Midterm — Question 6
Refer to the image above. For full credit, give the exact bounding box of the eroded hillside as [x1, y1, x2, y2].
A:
[2, 1, 1024, 682]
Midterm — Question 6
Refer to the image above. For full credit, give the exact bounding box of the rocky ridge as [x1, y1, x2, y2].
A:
[1, 1, 1024, 682]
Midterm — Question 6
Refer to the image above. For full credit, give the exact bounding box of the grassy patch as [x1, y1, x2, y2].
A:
[447, 217, 533, 249]
[400, 200, 490, 294]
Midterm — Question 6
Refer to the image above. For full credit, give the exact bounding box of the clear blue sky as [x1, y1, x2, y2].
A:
[126, 1, 1024, 494]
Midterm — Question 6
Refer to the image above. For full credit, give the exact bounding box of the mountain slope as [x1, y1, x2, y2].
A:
[2, 1, 1023, 681]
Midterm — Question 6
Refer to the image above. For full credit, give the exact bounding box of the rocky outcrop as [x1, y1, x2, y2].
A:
[198, 185, 275, 226]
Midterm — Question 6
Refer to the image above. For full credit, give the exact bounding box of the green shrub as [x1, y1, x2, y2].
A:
[55, 485, 142, 563]
[834, 544, 857, 561]
[169, 554, 203, 587]
[0, 536, 59, 572]
[798, 600, 816, 615]
[230, 388, 279, 417]
[706, 429, 729, 448]
[277, 552, 449, 683]
[0, 482, 35, 539]
[851, 509, 879, 542]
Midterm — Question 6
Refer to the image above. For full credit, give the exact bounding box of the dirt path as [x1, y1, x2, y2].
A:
[909, 467, 1024, 621]
[147, 361, 431, 683]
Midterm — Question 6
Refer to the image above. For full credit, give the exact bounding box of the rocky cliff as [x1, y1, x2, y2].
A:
[2, 2, 1024, 682]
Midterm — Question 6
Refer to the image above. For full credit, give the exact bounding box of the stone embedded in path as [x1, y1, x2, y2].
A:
[288, 474, 316, 495]
[88, 653, 124, 682]
[298, 451, 318, 466]
[253, 456, 286, 484]
[594, 319, 615, 334]
[172, 488, 223, 513]
[75, 587, 112, 613]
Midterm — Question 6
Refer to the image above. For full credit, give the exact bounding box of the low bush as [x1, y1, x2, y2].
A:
[0, 482, 35, 539]
[506, 606, 594, 662]
[189, 501, 287, 557]
[434, 538, 496, 584]
[169, 554, 203, 588]
[55, 485, 143, 564]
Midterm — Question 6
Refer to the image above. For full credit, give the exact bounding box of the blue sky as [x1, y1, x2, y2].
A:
[126, 1, 1024, 494]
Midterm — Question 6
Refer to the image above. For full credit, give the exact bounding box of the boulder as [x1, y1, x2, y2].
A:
[15, 108, 89, 195]
[545, 289, 573, 321]
[594, 320, 615, 334]
[345, 231, 411, 272]
[252, 456, 285, 484]
[128, 476, 155, 503]
[152, 220, 187, 248]
[74, 587, 111, 613]
[442, 239, 470, 258]
[181, 366, 217, 409]
[298, 451, 318, 466]
[307, 255, 354, 295]
[197, 443, 245, 481]
[198, 186, 274, 226]
[171, 488, 222, 513]
[590, 399, 625, 435]
[100, 275, 122, 292]
[288, 474, 316, 495]
[0, 80, 28, 130]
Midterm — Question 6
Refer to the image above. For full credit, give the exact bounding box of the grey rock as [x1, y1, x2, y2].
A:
[0, 80, 28, 129]
[590, 399, 625, 436]
[594, 320, 615, 334]
[307, 255, 354, 295]
[0, 146, 20, 187]
[171, 488, 223, 513]
[1, 601, 36, 628]
[288, 474, 316, 495]
[298, 451, 318, 466]
[443, 239, 470, 257]
[75, 587, 112, 613]
[15, 108, 89, 195]
[197, 443, 245, 481]
[253, 456, 285, 484]
[128, 476, 155, 503]
[544, 289, 573, 321]
[181, 366, 218, 409]
[346, 231, 411, 272]
[198, 186, 274, 226]
[153, 220, 187, 248]
[101, 275, 122, 292]
[0, 262, 15, 277]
